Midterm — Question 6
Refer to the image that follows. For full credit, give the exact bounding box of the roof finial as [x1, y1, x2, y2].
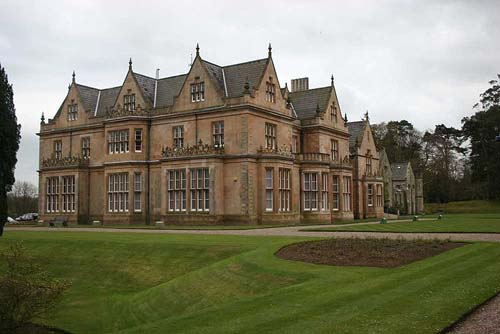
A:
[364, 110, 369, 122]
[41, 112, 45, 124]
[344, 113, 348, 124]
[331, 75, 334, 87]
[72, 70, 75, 83]
[243, 76, 250, 94]
[196, 43, 200, 56]
[316, 103, 320, 114]
[129, 57, 133, 71]
[268, 43, 272, 57]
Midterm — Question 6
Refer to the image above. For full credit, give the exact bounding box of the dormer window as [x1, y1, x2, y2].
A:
[330, 102, 337, 122]
[265, 77, 276, 103]
[190, 82, 205, 102]
[68, 102, 78, 121]
[124, 93, 136, 111]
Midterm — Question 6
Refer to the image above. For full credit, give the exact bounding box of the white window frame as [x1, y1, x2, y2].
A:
[265, 168, 274, 211]
[135, 129, 142, 152]
[303, 172, 318, 211]
[190, 168, 210, 212]
[332, 175, 340, 211]
[212, 121, 224, 148]
[168, 169, 186, 212]
[279, 168, 291, 212]
[321, 173, 329, 211]
[173, 126, 184, 148]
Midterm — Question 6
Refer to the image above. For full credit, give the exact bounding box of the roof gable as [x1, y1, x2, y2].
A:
[113, 69, 153, 110]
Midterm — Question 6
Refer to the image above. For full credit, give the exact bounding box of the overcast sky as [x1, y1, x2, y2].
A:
[1, 0, 499, 186]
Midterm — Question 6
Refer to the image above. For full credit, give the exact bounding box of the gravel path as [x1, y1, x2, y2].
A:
[448, 293, 500, 333]
[6, 224, 500, 242]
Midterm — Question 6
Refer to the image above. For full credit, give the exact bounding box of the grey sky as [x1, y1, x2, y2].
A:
[1, 0, 499, 186]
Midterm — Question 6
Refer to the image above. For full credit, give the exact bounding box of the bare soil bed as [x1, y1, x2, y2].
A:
[275, 238, 466, 268]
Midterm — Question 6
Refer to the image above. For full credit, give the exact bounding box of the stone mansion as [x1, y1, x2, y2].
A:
[38, 45, 387, 225]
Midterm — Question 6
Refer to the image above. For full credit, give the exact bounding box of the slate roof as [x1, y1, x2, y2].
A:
[95, 86, 121, 117]
[391, 162, 410, 180]
[133, 73, 156, 104]
[288, 86, 332, 120]
[223, 58, 268, 98]
[346, 121, 366, 150]
[202, 60, 225, 95]
[75, 84, 99, 112]
[155, 74, 187, 108]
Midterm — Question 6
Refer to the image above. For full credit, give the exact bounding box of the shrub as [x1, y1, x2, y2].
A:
[0, 242, 70, 332]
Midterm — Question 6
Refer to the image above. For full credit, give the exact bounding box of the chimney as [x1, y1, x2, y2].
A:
[290, 77, 309, 92]
[156, 68, 160, 79]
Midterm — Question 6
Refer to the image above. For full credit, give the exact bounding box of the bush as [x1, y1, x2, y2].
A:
[0, 242, 70, 332]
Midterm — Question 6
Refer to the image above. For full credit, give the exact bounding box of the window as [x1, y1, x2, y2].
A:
[331, 139, 339, 161]
[265, 123, 277, 150]
[134, 173, 142, 212]
[173, 126, 184, 148]
[330, 102, 337, 122]
[61, 176, 76, 213]
[332, 175, 340, 211]
[124, 93, 136, 111]
[46, 177, 59, 213]
[376, 184, 383, 207]
[366, 155, 372, 175]
[321, 173, 329, 211]
[278, 169, 291, 212]
[265, 78, 276, 103]
[212, 121, 224, 148]
[303, 173, 318, 211]
[82, 137, 90, 159]
[190, 168, 210, 212]
[108, 173, 129, 213]
[168, 169, 186, 212]
[368, 184, 374, 207]
[135, 129, 142, 152]
[54, 140, 62, 160]
[190, 82, 205, 102]
[265, 168, 274, 211]
[292, 135, 298, 153]
[343, 176, 351, 211]
[108, 130, 129, 154]
[68, 103, 78, 121]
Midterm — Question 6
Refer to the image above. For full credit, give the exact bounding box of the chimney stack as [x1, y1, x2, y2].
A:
[290, 77, 309, 92]
[156, 69, 160, 79]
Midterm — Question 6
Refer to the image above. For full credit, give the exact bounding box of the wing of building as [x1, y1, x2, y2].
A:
[38, 45, 386, 225]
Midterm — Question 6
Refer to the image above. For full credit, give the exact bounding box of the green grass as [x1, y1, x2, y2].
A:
[1, 231, 500, 333]
[305, 213, 500, 234]
[425, 200, 500, 214]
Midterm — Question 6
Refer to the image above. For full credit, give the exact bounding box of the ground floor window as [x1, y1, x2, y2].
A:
[343, 176, 351, 212]
[321, 173, 329, 211]
[168, 169, 186, 212]
[134, 173, 142, 212]
[303, 172, 318, 211]
[108, 173, 129, 213]
[265, 168, 274, 211]
[279, 168, 291, 212]
[61, 176, 76, 213]
[190, 168, 209, 212]
[367, 184, 374, 207]
[376, 184, 383, 207]
[46, 177, 59, 213]
[332, 175, 340, 211]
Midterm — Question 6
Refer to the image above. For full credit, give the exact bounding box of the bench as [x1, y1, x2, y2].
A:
[49, 216, 69, 227]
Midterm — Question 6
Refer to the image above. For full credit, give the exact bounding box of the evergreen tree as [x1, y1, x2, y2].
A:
[0, 63, 21, 236]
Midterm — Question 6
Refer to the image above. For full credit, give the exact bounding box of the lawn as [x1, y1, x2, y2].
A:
[1, 230, 500, 333]
[305, 213, 500, 233]
[425, 200, 500, 214]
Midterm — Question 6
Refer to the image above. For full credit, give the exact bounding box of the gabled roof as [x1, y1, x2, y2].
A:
[391, 162, 410, 180]
[202, 60, 225, 95]
[133, 73, 156, 104]
[75, 84, 99, 112]
[223, 58, 268, 98]
[95, 86, 121, 117]
[346, 121, 366, 150]
[155, 74, 187, 108]
[288, 86, 332, 120]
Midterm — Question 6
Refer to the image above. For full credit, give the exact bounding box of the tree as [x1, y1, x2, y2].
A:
[0, 243, 69, 332]
[0, 63, 21, 236]
[462, 75, 500, 199]
[7, 181, 38, 218]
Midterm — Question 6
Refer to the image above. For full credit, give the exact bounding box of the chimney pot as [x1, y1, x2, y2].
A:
[290, 77, 309, 92]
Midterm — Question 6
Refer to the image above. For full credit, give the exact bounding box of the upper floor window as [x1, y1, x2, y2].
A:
[330, 102, 337, 122]
[108, 130, 129, 154]
[331, 139, 339, 161]
[81, 137, 90, 159]
[265, 123, 277, 150]
[135, 129, 142, 152]
[292, 135, 299, 153]
[366, 154, 373, 175]
[190, 82, 205, 102]
[265, 78, 276, 103]
[68, 103, 78, 121]
[212, 121, 224, 148]
[124, 93, 136, 111]
[54, 140, 62, 160]
[173, 126, 184, 148]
